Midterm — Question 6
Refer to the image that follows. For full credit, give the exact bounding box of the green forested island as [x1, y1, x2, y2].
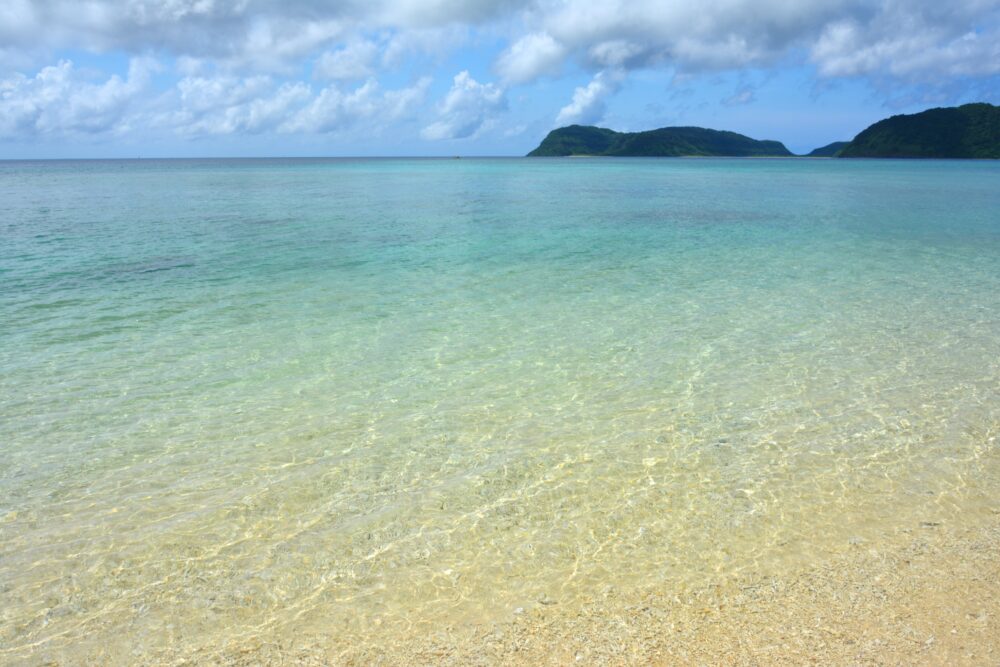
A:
[806, 141, 850, 157]
[528, 103, 999, 158]
[527, 125, 792, 157]
[838, 103, 1000, 158]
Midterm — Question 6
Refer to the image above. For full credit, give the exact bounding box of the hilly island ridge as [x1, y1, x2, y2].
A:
[527, 125, 793, 157]
[805, 141, 851, 157]
[527, 102, 1000, 158]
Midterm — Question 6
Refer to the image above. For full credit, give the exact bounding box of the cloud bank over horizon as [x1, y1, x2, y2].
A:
[1, 0, 998, 155]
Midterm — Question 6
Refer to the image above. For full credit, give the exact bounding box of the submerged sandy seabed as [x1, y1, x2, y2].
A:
[131, 515, 1000, 667]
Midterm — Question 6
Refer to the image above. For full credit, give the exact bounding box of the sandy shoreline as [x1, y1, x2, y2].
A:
[154, 515, 1000, 666]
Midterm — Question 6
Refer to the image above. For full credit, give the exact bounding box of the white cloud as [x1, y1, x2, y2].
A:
[236, 17, 347, 71]
[1, 0, 996, 87]
[379, 0, 531, 26]
[0, 57, 155, 138]
[555, 68, 624, 125]
[588, 39, 647, 69]
[315, 39, 380, 80]
[421, 70, 506, 140]
[503, 0, 1000, 89]
[3, 2, 348, 57]
[382, 76, 433, 118]
[381, 25, 470, 68]
[0, 54, 431, 140]
[496, 32, 565, 83]
[177, 74, 273, 114]
[282, 76, 430, 134]
[812, 16, 1000, 81]
[0, 1, 514, 71]
[165, 76, 311, 135]
[1, 0, 999, 143]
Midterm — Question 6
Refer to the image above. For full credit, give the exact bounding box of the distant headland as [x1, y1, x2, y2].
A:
[805, 141, 850, 158]
[527, 125, 792, 157]
[527, 103, 1000, 158]
[838, 103, 1000, 158]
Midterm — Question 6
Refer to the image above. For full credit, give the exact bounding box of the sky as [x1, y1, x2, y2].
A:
[1, 0, 998, 158]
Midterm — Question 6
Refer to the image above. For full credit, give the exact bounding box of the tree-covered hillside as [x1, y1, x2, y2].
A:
[839, 103, 1000, 158]
[806, 141, 850, 157]
[528, 125, 792, 157]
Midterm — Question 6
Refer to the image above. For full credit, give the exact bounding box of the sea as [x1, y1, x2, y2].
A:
[2, 157, 999, 663]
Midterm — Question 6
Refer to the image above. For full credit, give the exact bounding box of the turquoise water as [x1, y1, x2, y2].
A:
[2, 158, 999, 663]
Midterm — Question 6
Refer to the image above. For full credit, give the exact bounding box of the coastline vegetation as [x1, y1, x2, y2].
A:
[528, 102, 1000, 158]
[527, 125, 792, 157]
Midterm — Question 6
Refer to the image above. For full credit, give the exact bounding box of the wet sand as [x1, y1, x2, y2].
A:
[155, 515, 1000, 666]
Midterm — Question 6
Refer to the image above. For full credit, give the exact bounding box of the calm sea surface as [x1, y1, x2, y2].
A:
[2, 158, 999, 662]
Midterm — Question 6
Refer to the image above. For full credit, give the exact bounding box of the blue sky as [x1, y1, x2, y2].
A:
[1, 0, 998, 158]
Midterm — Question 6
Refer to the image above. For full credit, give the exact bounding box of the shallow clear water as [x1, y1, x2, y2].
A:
[2, 157, 999, 663]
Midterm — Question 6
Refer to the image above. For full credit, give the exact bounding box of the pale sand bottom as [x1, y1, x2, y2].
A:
[160, 517, 1000, 666]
